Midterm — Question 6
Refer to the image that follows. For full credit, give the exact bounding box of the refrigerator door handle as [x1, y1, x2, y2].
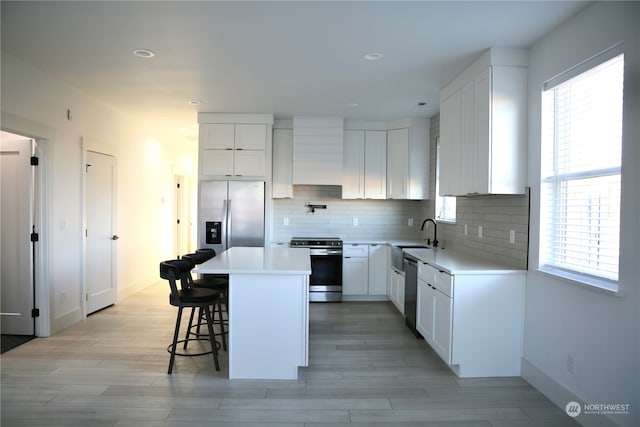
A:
[227, 199, 232, 248]
[222, 199, 228, 250]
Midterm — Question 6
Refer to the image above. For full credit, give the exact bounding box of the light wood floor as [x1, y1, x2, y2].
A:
[1, 282, 579, 427]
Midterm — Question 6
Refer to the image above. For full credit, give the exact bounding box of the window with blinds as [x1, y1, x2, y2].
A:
[540, 48, 623, 290]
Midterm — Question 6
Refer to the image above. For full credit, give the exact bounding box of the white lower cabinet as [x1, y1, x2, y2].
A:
[388, 269, 405, 314]
[431, 286, 453, 362]
[368, 244, 388, 295]
[344, 244, 389, 298]
[416, 260, 524, 377]
[416, 279, 434, 344]
[343, 245, 369, 296]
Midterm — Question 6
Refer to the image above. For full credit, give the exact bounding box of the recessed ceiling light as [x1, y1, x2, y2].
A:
[346, 102, 359, 108]
[187, 100, 201, 106]
[363, 52, 383, 61]
[132, 49, 155, 58]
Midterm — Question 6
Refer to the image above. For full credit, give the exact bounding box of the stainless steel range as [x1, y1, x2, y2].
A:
[290, 237, 343, 302]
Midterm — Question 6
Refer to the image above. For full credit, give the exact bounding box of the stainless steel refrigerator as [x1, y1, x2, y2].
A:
[198, 181, 265, 253]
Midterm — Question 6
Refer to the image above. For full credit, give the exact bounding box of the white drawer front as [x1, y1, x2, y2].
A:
[418, 262, 438, 284]
[435, 271, 453, 297]
[343, 244, 368, 257]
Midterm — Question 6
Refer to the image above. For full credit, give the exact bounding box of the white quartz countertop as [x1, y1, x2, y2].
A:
[403, 248, 525, 275]
[193, 247, 311, 275]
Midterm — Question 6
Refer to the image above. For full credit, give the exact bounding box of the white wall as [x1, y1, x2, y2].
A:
[1, 52, 197, 334]
[524, 3, 639, 426]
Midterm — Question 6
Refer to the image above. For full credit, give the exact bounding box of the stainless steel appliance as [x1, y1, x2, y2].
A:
[403, 254, 422, 338]
[290, 237, 343, 302]
[199, 181, 265, 253]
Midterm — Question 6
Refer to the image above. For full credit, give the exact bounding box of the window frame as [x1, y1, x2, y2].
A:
[538, 45, 624, 294]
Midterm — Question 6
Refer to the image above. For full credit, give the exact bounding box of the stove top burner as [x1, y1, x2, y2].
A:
[290, 237, 343, 248]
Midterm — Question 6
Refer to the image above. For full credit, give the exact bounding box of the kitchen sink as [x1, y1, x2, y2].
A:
[391, 244, 430, 272]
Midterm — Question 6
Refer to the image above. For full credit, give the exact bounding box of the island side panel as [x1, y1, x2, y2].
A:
[228, 273, 309, 380]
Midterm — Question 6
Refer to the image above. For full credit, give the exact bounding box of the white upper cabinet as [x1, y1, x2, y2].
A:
[439, 48, 527, 195]
[292, 116, 344, 186]
[342, 130, 386, 199]
[198, 114, 274, 180]
[386, 128, 409, 199]
[386, 118, 430, 200]
[272, 128, 293, 198]
[342, 130, 365, 199]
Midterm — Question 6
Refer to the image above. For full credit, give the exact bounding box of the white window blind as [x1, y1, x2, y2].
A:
[540, 50, 623, 288]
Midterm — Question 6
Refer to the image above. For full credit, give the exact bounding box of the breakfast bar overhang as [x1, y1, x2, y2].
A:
[193, 246, 311, 380]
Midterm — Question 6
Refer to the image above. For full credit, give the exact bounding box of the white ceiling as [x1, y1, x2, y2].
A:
[1, 1, 587, 143]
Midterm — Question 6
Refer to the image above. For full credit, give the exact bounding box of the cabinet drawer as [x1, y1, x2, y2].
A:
[343, 244, 368, 257]
[418, 262, 438, 284]
[435, 271, 453, 297]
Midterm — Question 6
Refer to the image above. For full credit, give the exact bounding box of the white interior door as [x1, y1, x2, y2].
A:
[86, 150, 117, 314]
[1, 135, 34, 335]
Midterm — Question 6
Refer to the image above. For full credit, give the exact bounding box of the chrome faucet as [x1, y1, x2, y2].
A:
[420, 218, 439, 247]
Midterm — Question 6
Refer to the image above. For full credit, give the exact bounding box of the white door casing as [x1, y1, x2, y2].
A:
[0, 135, 34, 335]
[83, 141, 117, 315]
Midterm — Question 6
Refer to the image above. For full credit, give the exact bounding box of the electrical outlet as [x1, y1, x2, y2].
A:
[567, 354, 576, 374]
[464, 224, 468, 235]
[509, 229, 516, 244]
[283, 217, 289, 226]
[478, 226, 483, 238]
[408, 218, 413, 226]
[353, 217, 359, 226]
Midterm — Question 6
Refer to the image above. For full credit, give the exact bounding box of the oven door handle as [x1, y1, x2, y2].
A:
[309, 248, 343, 256]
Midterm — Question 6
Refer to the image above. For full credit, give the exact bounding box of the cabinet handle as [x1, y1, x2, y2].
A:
[226, 148, 233, 150]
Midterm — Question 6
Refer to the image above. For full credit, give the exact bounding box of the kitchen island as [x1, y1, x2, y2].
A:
[193, 246, 311, 380]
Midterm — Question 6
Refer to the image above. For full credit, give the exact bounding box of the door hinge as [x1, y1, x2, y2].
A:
[31, 308, 40, 318]
[177, 219, 180, 224]
[30, 156, 39, 166]
[31, 231, 39, 242]
[177, 183, 181, 189]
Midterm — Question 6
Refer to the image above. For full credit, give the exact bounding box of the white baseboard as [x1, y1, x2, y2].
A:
[522, 358, 623, 427]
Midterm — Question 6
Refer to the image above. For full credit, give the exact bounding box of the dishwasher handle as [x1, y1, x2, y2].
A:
[403, 256, 418, 267]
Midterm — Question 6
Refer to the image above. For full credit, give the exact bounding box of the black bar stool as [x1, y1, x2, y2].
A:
[159, 259, 224, 373]
[182, 250, 229, 349]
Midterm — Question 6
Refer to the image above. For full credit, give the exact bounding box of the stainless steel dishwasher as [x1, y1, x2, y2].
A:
[403, 254, 422, 338]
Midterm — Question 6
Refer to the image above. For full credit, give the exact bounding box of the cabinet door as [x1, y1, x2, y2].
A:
[343, 256, 369, 295]
[432, 288, 453, 364]
[386, 128, 409, 199]
[439, 92, 461, 196]
[460, 80, 475, 194]
[473, 68, 491, 194]
[416, 279, 434, 342]
[368, 244, 388, 295]
[201, 149, 234, 176]
[272, 129, 293, 198]
[342, 130, 365, 199]
[234, 150, 266, 177]
[364, 131, 387, 199]
[235, 124, 266, 150]
[389, 270, 405, 314]
[201, 124, 235, 150]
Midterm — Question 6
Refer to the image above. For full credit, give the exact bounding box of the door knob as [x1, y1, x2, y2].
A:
[112, 235, 119, 240]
